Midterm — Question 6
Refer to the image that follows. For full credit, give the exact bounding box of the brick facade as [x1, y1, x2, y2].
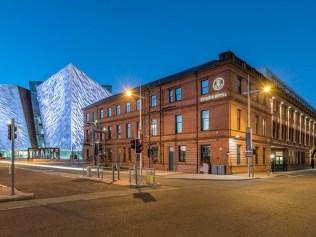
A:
[83, 51, 316, 174]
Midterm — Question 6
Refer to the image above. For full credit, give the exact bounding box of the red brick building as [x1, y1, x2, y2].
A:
[82, 51, 316, 174]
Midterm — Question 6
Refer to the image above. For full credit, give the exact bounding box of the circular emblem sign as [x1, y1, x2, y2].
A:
[213, 77, 224, 91]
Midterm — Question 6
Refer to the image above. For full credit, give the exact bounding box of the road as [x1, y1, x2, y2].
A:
[0, 164, 316, 237]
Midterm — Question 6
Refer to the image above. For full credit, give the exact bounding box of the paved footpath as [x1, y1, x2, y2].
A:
[0, 160, 261, 181]
[1, 160, 315, 182]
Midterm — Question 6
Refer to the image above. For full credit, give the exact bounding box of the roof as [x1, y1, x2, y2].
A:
[83, 51, 316, 116]
[83, 59, 219, 110]
[261, 68, 316, 115]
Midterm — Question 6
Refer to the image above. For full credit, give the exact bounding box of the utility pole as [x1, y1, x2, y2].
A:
[139, 84, 143, 184]
[243, 77, 272, 178]
[125, 86, 145, 186]
[10, 118, 16, 195]
[246, 75, 253, 178]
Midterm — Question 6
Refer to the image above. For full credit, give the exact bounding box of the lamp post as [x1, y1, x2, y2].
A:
[139, 86, 143, 180]
[244, 75, 271, 177]
[86, 120, 107, 178]
[246, 75, 252, 177]
[87, 120, 98, 165]
[7, 118, 16, 195]
[125, 86, 144, 185]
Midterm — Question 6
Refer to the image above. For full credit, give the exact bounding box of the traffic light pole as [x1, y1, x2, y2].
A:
[10, 118, 15, 196]
[139, 84, 143, 185]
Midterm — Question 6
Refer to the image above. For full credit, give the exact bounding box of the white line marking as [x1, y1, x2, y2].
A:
[0, 160, 83, 171]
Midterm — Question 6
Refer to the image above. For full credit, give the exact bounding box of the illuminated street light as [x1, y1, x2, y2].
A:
[263, 85, 272, 93]
[245, 76, 273, 178]
[124, 87, 143, 186]
[125, 89, 133, 97]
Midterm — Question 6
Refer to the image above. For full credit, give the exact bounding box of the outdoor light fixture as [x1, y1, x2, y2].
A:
[124, 86, 144, 186]
[125, 89, 133, 97]
[245, 76, 274, 178]
[263, 85, 271, 93]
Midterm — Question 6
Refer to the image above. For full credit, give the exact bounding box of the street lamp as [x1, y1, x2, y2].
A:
[263, 86, 271, 93]
[125, 86, 144, 185]
[244, 75, 272, 177]
[86, 120, 107, 178]
[126, 90, 133, 97]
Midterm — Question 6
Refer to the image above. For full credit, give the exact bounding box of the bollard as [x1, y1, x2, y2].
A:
[117, 162, 120, 180]
[86, 166, 92, 177]
[112, 163, 115, 181]
[97, 165, 100, 178]
[135, 164, 138, 186]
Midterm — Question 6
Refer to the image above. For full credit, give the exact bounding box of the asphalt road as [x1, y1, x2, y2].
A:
[1, 165, 316, 237]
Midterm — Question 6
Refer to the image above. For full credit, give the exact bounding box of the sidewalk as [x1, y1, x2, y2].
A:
[166, 168, 316, 181]
[0, 184, 34, 202]
[1, 160, 315, 182]
[164, 173, 258, 180]
[0, 160, 252, 181]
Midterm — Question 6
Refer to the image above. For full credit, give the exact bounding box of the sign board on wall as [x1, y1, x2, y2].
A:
[200, 92, 227, 102]
[213, 77, 224, 91]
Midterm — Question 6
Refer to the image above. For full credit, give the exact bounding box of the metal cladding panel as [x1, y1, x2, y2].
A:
[29, 81, 45, 148]
[0, 85, 31, 150]
[36, 64, 110, 151]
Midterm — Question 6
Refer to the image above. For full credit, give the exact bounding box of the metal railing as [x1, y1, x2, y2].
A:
[129, 165, 156, 187]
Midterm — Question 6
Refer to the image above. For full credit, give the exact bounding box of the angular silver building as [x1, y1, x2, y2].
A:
[0, 85, 36, 156]
[36, 64, 111, 155]
[0, 64, 111, 159]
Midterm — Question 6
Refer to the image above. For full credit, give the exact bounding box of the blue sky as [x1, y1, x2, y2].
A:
[0, 0, 315, 106]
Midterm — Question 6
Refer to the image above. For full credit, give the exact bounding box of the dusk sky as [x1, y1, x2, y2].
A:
[0, 0, 315, 106]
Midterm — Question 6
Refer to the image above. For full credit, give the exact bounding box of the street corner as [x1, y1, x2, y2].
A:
[0, 184, 34, 202]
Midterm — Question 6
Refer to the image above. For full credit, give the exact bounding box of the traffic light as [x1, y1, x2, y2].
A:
[94, 143, 99, 155]
[14, 126, 17, 139]
[136, 139, 143, 154]
[7, 124, 11, 140]
[131, 139, 136, 149]
[147, 147, 153, 157]
[7, 124, 17, 140]
[131, 139, 143, 153]
[252, 148, 257, 156]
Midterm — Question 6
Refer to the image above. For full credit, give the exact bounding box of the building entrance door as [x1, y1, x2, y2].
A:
[272, 150, 287, 172]
[201, 145, 211, 173]
[168, 147, 174, 171]
[275, 156, 284, 171]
